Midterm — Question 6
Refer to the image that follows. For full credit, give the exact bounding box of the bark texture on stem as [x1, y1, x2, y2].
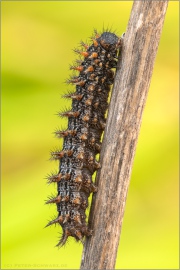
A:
[80, 1, 168, 269]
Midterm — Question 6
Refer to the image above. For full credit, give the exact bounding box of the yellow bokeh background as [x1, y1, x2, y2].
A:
[1, 1, 179, 269]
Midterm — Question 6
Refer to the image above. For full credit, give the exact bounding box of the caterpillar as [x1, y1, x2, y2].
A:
[46, 30, 122, 247]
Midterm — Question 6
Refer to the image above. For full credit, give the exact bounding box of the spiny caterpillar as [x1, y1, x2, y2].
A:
[46, 30, 122, 247]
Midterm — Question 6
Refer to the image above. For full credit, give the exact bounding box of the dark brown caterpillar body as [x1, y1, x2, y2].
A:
[46, 30, 121, 246]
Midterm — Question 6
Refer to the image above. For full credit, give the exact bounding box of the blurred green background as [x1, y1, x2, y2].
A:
[1, 1, 179, 269]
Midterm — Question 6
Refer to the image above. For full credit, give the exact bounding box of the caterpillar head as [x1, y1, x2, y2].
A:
[98, 32, 121, 51]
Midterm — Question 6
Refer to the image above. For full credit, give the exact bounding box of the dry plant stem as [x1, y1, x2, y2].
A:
[80, 1, 169, 269]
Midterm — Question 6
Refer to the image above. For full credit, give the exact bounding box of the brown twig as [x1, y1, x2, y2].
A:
[80, 1, 169, 269]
